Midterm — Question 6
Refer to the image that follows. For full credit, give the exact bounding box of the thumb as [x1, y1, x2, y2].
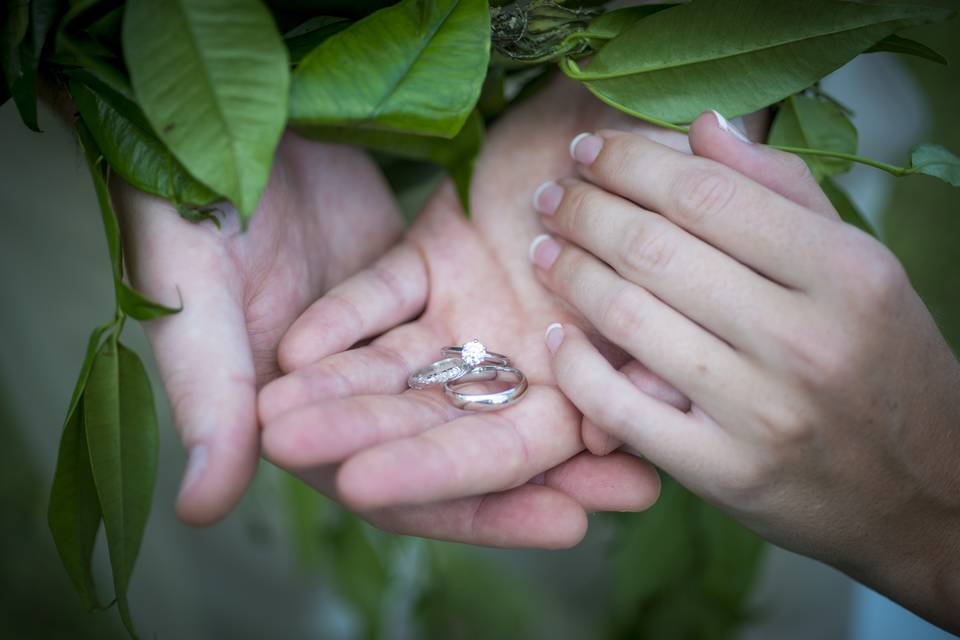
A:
[688, 110, 838, 217]
[113, 183, 259, 526]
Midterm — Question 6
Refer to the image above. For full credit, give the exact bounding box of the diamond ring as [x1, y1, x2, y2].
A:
[407, 339, 519, 405]
[441, 339, 509, 367]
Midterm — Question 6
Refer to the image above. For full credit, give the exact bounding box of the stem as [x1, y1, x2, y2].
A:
[767, 145, 912, 177]
[589, 90, 690, 133]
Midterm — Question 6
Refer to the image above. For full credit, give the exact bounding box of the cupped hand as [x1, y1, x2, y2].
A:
[257, 78, 671, 548]
[532, 112, 960, 627]
[112, 132, 404, 525]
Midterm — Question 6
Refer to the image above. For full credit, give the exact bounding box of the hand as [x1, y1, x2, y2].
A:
[257, 78, 671, 548]
[532, 112, 960, 628]
[112, 133, 404, 525]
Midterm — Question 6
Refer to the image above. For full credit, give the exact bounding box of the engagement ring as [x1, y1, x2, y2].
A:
[407, 339, 528, 411]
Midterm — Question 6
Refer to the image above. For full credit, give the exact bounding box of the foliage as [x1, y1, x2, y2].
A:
[1, 0, 958, 637]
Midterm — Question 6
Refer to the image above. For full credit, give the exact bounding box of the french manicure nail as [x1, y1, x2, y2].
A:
[529, 234, 561, 270]
[533, 180, 564, 215]
[569, 132, 604, 165]
[545, 323, 565, 353]
[710, 109, 751, 143]
[179, 444, 208, 496]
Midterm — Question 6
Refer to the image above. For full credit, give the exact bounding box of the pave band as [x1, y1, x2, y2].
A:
[407, 357, 473, 390]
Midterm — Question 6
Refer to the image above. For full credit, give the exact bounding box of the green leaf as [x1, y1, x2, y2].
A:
[296, 109, 484, 213]
[866, 33, 947, 65]
[123, 0, 290, 218]
[820, 178, 874, 235]
[767, 94, 858, 181]
[70, 75, 220, 207]
[9, 0, 61, 131]
[117, 284, 183, 321]
[284, 16, 351, 65]
[76, 120, 183, 320]
[1, 0, 28, 86]
[289, 0, 490, 138]
[84, 338, 160, 639]
[10, 37, 39, 130]
[52, 1, 136, 104]
[566, 0, 951, 123]
[908, 143, 960, 187]
[575, 4, 676, 48]
[48, 396, 105, 612]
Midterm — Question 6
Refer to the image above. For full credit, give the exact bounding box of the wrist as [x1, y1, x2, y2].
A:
[845, 505, 960, 634]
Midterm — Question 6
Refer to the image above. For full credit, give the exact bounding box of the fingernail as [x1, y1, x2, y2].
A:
[570, 132, 604, 165]
[179, 445, 208, 496]
[545, 323, 565, 353]
[533, 180, 564, 215]
[710, 110, 751, 144]
[529, 234, 561, 270]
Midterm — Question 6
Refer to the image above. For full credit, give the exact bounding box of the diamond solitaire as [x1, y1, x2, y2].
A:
[460, 339, 488, 367]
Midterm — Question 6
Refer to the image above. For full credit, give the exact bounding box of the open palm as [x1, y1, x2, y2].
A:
[113, 132, 404, 525]
[259, 79, 664, 548]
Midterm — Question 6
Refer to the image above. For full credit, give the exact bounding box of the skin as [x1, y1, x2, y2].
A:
[531, 112, 960, 632]
[113, 131, 405, 525]
[258, 77, 669, 548]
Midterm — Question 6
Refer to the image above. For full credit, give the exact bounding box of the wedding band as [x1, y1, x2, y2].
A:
[443, 364, 528, 411]
[442, 338, 509, 367]
[407, 357, 474, 390]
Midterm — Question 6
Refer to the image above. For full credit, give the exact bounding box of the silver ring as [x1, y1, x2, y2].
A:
[441, 339, 509, 367]
[407, 357, 475, 390]
[443, 364, 528, 411]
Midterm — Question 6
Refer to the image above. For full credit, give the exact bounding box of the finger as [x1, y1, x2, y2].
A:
[336, 386, 582, 510]
[294, 466, 588, 549]
[113, 184, 258, 526]
[277, 242, 428, 372]
[531, 236, 753, 422]
[582, 359, 690, 456]
[569, 128, 843, 289]
[369, 485, 589, 549]
[687, 110, 837, 217]
[547, 324, 733, 486]
[262, 391, 461, 469]
[259, 323, 441, 423]
[542, 451, 661, 513]
[535, 180, 798, 352]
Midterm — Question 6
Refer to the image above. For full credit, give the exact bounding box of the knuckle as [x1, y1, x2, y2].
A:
[833, 231, 907, 310]
[780, 327, 858, 389]
[720, 455, 780, 505]
[672, 164, 736, 226]
[751, 399, 813, 446]
[782, 152, 815, 184]
[621, 221, 677, 274]
[564, 184, 605, 229]
[599, 284, 648, 342]
[597, 135, 638, 183]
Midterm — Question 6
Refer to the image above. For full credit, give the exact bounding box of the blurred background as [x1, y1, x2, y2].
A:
[2, 19, 958, 640]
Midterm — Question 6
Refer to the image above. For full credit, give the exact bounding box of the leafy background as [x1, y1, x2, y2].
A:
[2, 6, 959, 640]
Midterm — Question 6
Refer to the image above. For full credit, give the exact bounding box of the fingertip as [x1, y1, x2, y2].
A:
[276, 319, 320, 373]
[336, 451, 392, 511]
[174, 437, 257, 526]
[257, 374, 304, 425]
[494, 487, 588, 549]
[581, 417, 620, 456]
